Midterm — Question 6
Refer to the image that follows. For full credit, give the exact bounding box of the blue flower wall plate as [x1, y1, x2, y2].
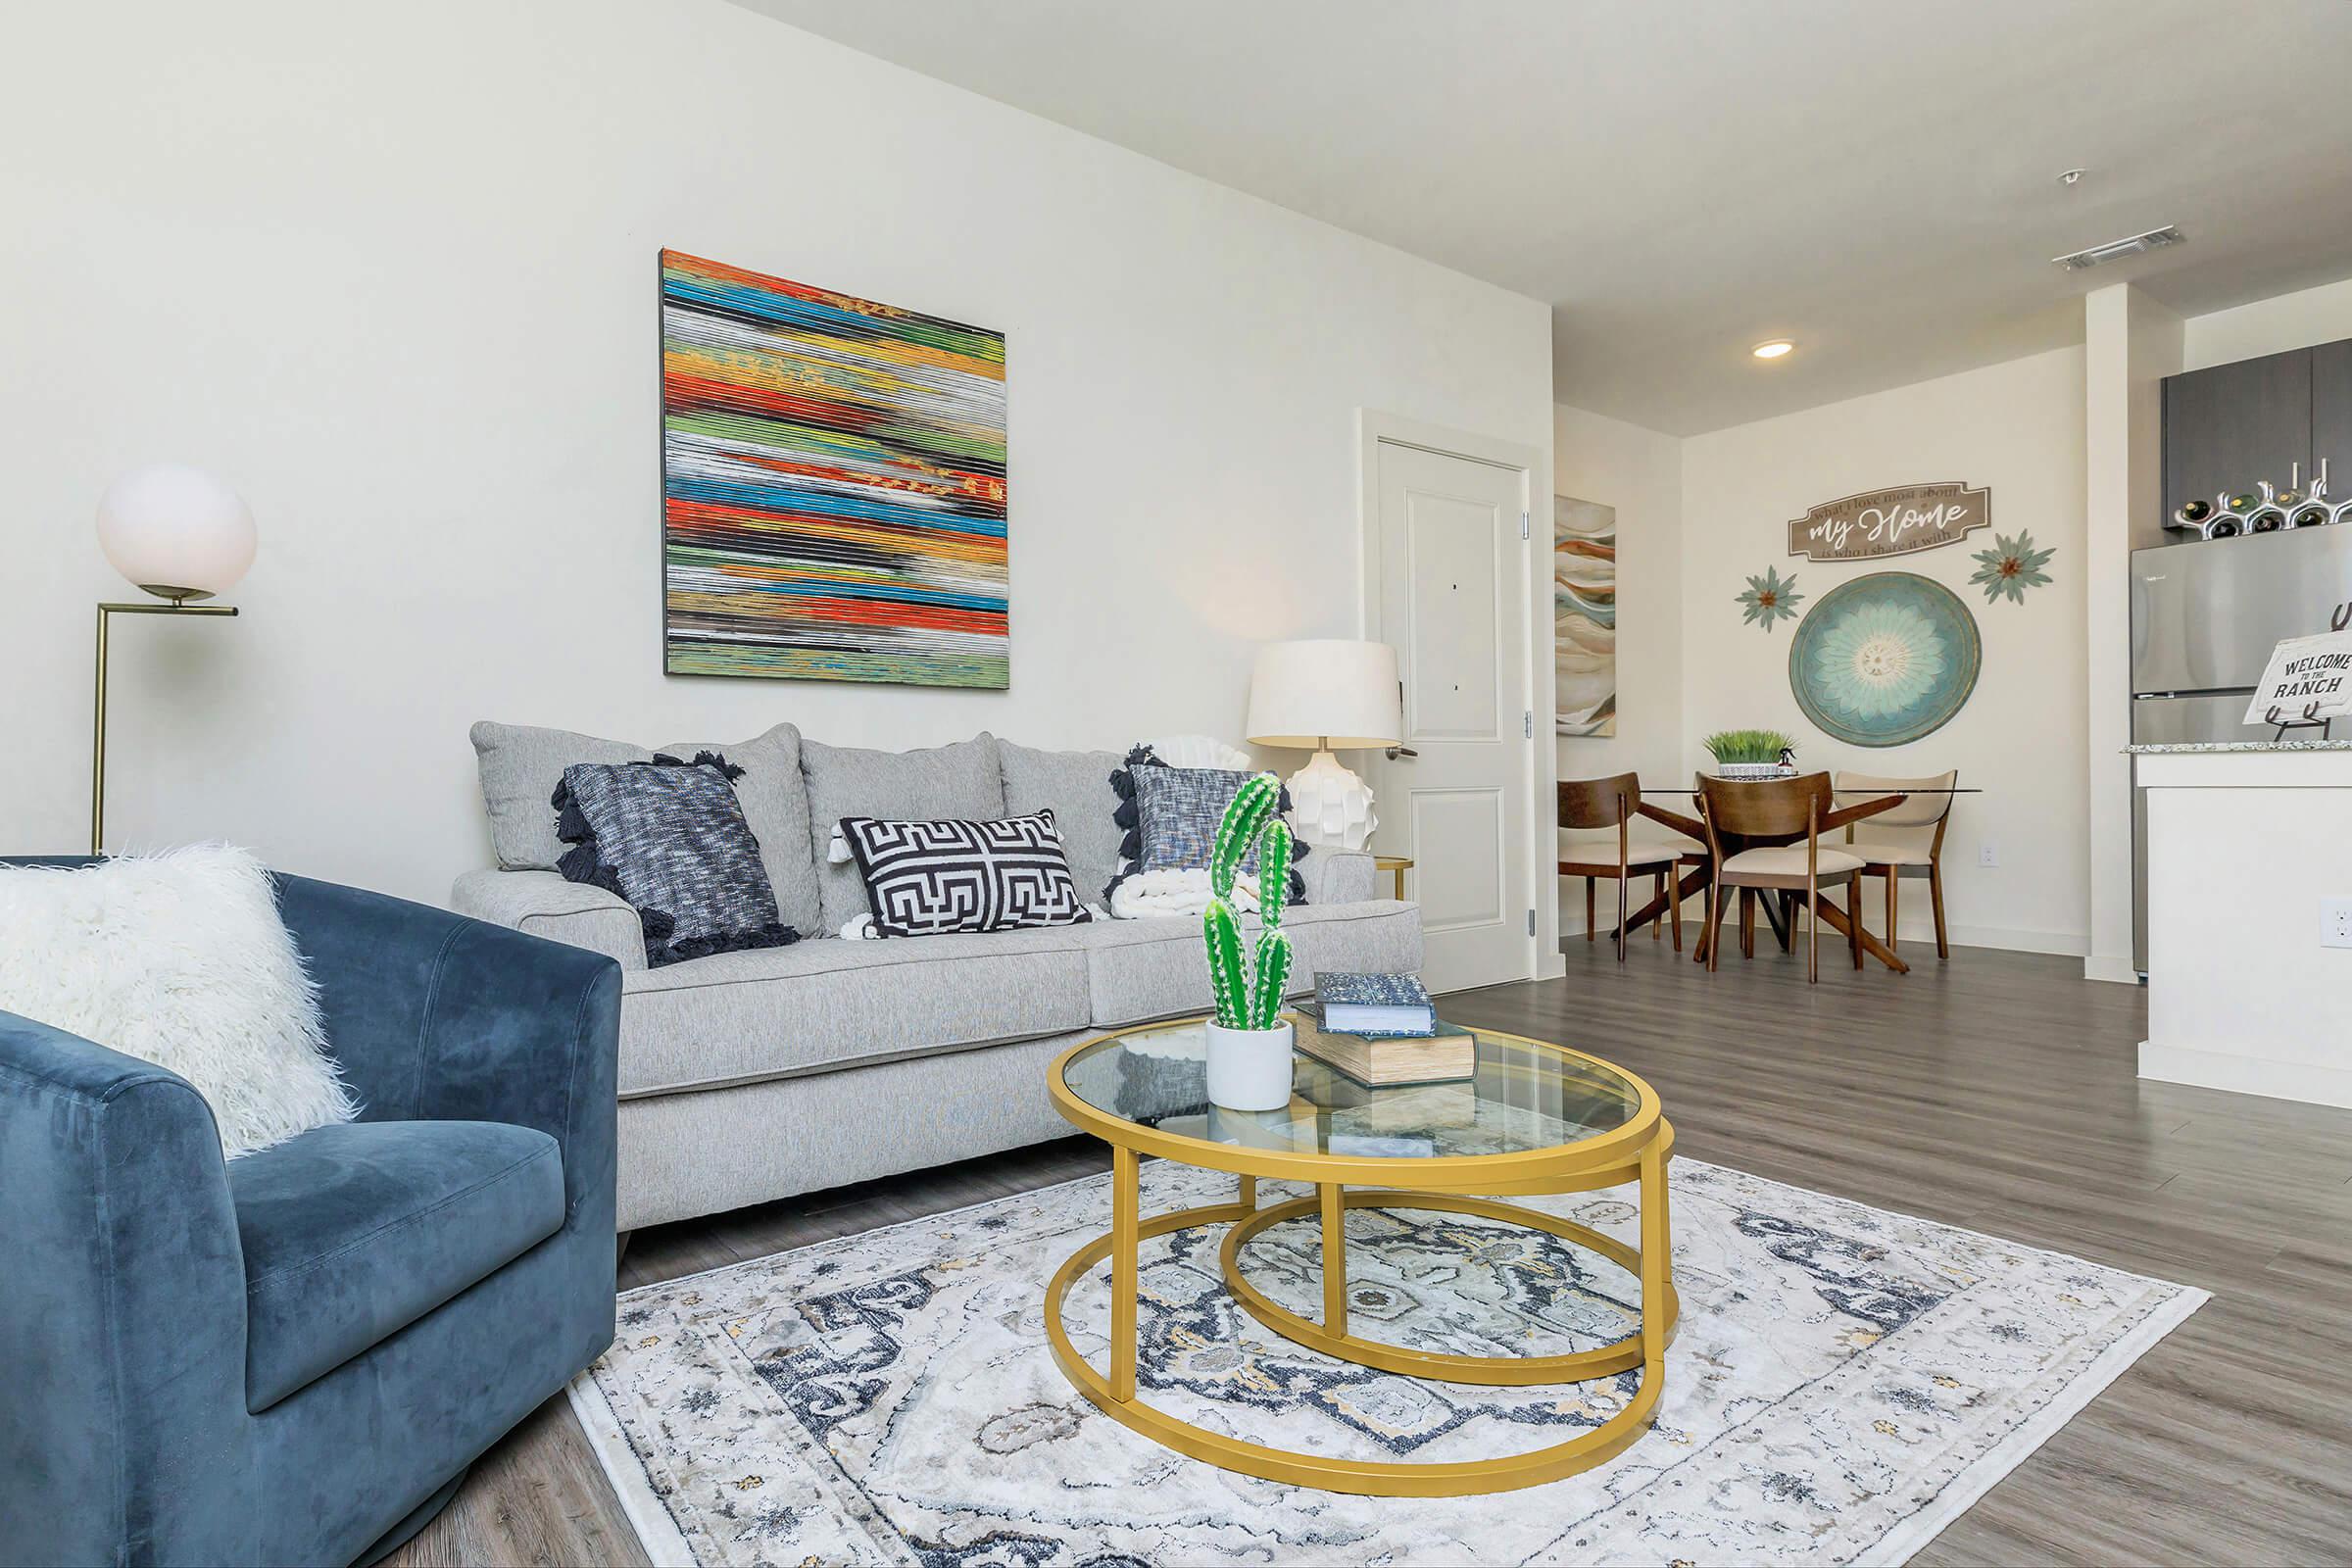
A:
[1788, 572, 1981, 747]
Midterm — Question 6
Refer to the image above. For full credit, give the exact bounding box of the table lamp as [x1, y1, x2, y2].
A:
[90, 463, 256, 854]
[1245, 639, 1401, 851]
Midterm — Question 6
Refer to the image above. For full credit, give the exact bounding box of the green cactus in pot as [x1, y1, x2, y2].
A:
[1201, 772, 1295, 1031]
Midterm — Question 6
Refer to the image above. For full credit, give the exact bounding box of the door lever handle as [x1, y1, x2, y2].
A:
[1385, 745, 1419, 760]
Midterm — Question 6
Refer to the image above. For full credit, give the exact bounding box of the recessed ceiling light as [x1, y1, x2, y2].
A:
[1752, 340, 1794, 361]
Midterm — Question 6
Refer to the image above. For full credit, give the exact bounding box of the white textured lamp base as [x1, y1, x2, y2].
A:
[1286, 749, 1378, 851]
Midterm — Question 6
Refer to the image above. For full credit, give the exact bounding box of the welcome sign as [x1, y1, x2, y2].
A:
[1788, 481, 1991, 563]
[2243, 631, 2352, 725]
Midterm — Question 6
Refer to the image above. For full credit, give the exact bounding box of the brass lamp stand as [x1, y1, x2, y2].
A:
[91, 598, 240, 855]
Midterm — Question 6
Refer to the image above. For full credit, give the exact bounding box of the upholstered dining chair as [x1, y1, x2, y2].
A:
[1557, 773, 1704, 958]
[1836, 768, 1959, 959]
[1694, 771, 1877, 982]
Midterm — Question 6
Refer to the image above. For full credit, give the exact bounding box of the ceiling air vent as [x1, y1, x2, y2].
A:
[2052, 225, 2184, 270]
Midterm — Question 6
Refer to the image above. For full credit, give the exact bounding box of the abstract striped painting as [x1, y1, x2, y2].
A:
[1554, 495, 1617, 736]
[661, 250, 1008, 687]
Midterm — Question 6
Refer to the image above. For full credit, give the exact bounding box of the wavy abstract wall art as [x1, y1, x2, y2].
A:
[1554, 496, 1617, 736]
[660, 251, 1008, 687]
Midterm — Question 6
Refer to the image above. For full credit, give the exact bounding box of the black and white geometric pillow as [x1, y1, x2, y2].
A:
[838, 809, 1093, 938]
[553, 752, 797, 968]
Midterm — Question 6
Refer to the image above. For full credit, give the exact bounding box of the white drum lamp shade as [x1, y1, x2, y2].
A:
[1246, 640, 1401, 750]
[96, 463, 257, 602]
[1246, 639, 1401, 851]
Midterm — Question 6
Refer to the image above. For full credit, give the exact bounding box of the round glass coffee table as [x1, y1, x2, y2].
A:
[1044, 1015, 1676, 1497]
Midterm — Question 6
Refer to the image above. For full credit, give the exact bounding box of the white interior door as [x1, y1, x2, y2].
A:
[1366, 439, 1534, 995]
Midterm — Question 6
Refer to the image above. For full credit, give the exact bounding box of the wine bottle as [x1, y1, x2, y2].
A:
[2175, 498, 2213, 526]
[2249, 508, 2287, 533]
[2290, 504, 2329, 528]
[2208, 514, 2243, 538]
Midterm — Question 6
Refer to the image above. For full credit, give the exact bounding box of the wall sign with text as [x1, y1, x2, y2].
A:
[2242, 631, 2352, 725]
[1787, 482, 1991, 563]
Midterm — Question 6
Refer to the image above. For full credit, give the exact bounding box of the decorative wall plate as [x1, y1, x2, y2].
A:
[1788, 572, 1980, 748]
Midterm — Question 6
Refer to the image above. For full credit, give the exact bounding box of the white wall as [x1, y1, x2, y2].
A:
[0, 0, 1551, 905]
[1551, 404, 1683, 933]
[2181, 274, 2352, 370]
[1678, 348, 2091, 954]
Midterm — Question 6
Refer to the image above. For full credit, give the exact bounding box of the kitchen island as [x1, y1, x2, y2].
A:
[2131, 739, 2352, 1108]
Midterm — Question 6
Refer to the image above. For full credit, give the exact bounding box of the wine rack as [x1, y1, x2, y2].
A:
[2168, 460, 2352, 539]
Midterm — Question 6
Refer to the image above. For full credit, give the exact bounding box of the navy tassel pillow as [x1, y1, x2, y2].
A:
[1104, 744, 1308, 906]
[554, 752, 797, 968]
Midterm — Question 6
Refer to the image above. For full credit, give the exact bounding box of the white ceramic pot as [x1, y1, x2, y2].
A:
[1203, 1019, 1297, 1111]
[1713, 761, 1797, 781]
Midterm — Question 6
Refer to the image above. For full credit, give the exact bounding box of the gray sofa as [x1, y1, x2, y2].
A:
[453, 723, 1422, 1232]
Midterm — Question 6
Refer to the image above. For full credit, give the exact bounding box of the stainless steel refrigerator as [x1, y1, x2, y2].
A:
[2131, 526, 2352, 971]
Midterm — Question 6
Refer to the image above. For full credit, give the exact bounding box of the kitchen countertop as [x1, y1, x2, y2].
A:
[2126, 738, 2352, 754]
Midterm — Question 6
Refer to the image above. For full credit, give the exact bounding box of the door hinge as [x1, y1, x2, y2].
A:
[1523, 710, 1533, 739]
[1526, 908, 1537, 936]
[1519, 511, 1531, 540]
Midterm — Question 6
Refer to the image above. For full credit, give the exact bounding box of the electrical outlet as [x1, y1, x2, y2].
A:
[1978, 842, 1998, 868]
[2324, 897, 2352, 949]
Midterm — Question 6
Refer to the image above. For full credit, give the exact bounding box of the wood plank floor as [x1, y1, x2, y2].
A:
[388, 939, 2352, 1566]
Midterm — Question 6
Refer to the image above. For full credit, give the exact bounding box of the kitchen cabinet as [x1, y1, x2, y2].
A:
[2162, 349, 2312, 523]
[2313, 337, 2352, 499]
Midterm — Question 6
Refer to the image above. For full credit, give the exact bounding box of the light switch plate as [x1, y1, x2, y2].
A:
[2324, 897, 2352, 949]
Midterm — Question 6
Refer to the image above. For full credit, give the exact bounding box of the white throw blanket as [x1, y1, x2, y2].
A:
[1107, 866, 1273, 921]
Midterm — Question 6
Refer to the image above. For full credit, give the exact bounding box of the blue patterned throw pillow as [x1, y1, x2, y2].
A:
[1103, 745, 1307, 906]
[553, 752, 797, 968]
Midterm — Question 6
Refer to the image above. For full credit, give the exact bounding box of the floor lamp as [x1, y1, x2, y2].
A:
[91, 464, 256, 855]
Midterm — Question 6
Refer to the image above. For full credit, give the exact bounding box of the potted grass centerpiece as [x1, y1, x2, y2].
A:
[1704, 728, 1799, 781]
[1200, 772, 1298, 1110]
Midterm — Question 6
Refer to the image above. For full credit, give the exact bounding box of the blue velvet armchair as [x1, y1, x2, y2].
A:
[0, 863, 621, 1567]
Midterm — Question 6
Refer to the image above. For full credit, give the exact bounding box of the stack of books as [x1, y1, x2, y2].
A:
[1293, 971, 1474, 1086]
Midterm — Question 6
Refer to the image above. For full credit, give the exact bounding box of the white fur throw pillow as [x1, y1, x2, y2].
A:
[0, 844, 358, 1158]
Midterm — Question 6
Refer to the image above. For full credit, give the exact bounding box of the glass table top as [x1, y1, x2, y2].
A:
[1057, 1019, 1643, 1161]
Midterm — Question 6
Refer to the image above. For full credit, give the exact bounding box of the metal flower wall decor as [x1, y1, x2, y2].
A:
[1737, 565, 1804, 632]
[1968, 530, 2053, 605]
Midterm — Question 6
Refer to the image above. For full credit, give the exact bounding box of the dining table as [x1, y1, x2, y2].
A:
[1583, 785, 1983, 976]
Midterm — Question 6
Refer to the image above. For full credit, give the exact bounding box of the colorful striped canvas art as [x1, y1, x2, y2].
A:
[661, 251, 1008, 687]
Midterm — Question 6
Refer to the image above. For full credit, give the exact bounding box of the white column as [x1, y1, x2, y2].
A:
[2082, 284, 2181, 983]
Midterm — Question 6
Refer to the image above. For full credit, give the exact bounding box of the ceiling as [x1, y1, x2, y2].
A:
[727, 0, 2352, 435]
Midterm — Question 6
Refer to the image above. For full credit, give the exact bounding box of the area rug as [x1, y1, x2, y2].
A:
[571, 1159, 2204, 1566]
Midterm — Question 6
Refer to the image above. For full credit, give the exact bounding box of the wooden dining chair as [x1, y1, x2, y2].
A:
[1557, 773, 1705, 958]
[1693, 771, 1877, 983]
[1836, 769, 1958, 960]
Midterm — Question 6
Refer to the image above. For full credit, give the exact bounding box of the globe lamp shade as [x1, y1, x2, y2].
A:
[96, 463, 257, 602]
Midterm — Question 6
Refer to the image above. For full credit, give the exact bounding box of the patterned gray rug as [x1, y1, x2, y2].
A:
[571, 1158, 2202, 1566]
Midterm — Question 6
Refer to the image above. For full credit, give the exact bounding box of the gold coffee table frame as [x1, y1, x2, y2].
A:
[1044, 1019, 1676, 1497]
